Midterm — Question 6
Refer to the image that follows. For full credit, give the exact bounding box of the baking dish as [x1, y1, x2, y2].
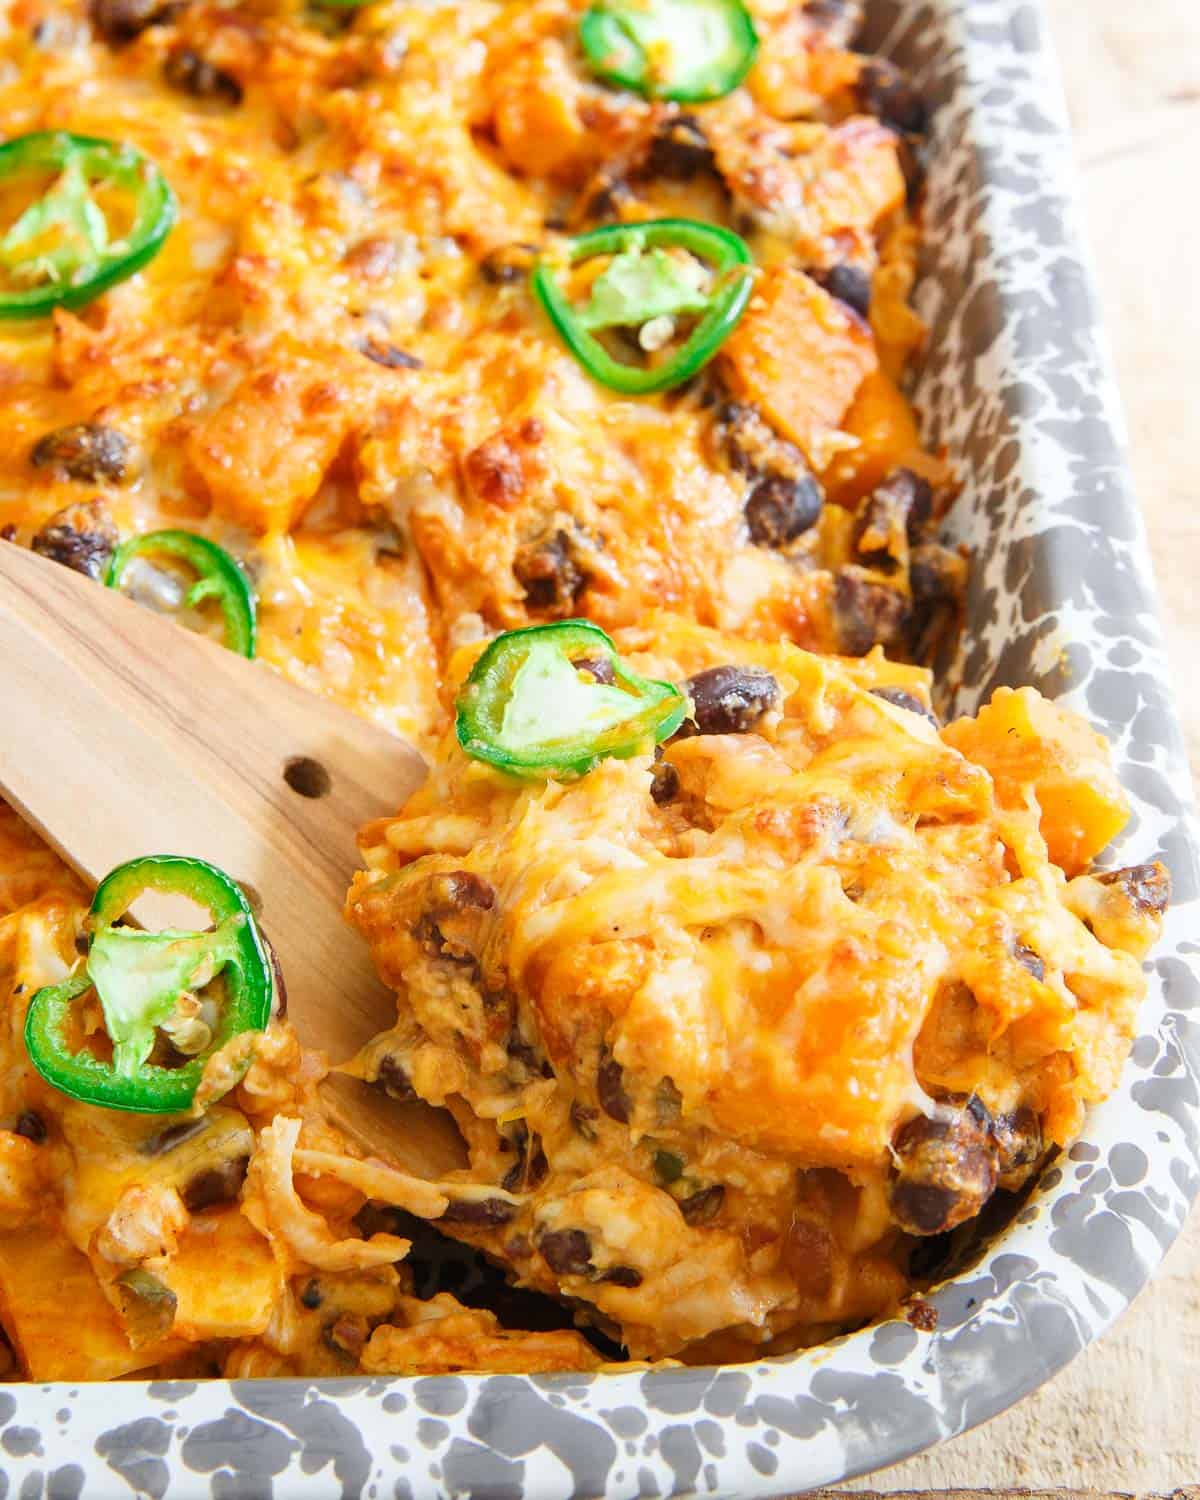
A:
[3, 0, 1198, 1493]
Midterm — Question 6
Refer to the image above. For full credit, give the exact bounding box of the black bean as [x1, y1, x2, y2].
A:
[375, 1055, 416, 1102]
[597, 1053, 631, 1123]
[429, 871, 496, 913]
[572, 655, 616, 685]
[853, 475, 919, 573]
[299, 1278, 323, 1309]
[860, 468, 934, 544]
[480, 243, 538, 285]
[162, 46, 242, 105]
[359, 339, 422, 370]
[411, 874, 493, 975]
[745, 471, 823, 547]
[14, 1112, 45, 1144]
[713, 401, 825, 546]
[89, 0, 177, 44]
[182, 1155, 249, 1212]
[599, 1265, 643, 1288]
[538, 1227, 593, 1276]
[1097, 862, 1171, 916]
[644, 114, 715, 180]
[856, 59, 929, 136]
[31, 500, 120, 582]
[650, 759, 680, 805]
[501, 1132, 548, 1193]
[833, 569, 910, 656]
[678, 665, 780, 736]
[870, 686, 939, 727]
[679, 1184, 725, 1226]
[31, 422, 131, 484]
[808, 263, 871, 321]
[441, 1196, 516, 1226]
[889, 1106, 997, 1235]
[991, 1106, 1043, 1190]
[1013, 943, 1045, 981]
[513, 530, 586, 615]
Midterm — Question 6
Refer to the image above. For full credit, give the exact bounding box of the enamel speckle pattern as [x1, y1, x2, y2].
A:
[3, 1, 1199, 1494]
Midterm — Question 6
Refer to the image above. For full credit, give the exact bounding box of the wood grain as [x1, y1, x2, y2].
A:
[0, 542, 466, 1172]
[832, 1, 1200, 1490]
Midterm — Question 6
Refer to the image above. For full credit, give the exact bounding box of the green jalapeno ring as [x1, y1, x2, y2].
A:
[456, 620, 686, 779]
[0, 131, 176, 320]
[107, 530, 258, 658]
[25, 855, 273, 1114]
[580, 0, 759, 103]
[532, 219, 753, 395]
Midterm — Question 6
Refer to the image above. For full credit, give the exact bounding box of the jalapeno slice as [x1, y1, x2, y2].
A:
[25, 856, 273, 1114]
[532, 219, 753, 395]
[107, 530, 258, 658]
[580, 0, 759, 103]
[456, 621, 686, 778]
[0, 131, 176, 319]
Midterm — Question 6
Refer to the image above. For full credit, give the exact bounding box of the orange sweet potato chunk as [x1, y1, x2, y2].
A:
[185, 348, 380, 533]
[943, 686, 1130, 875]
[491, 44, 593, 179]
[720, 266, 877, 468]
[821, 369, 950, 507]
[807, 119, 907, 242]
[0, 1229, 182, 1379]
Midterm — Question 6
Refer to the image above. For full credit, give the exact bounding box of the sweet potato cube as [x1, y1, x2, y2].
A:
[492, 45, 591, 179]
[720, 266, 877, 468]
[186, 351, 377, 533]
[943, 686, 1130, 875]
[0, 1230, 182, 1379]
[821, 369, 944, 507]
[161, 1208, 283, 1341]
[808, 119, 907, 241]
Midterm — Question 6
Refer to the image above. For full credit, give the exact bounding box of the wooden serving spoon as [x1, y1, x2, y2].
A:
[0, 541, 464, 1173]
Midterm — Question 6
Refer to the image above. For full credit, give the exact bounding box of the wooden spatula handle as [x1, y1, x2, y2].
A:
[0, 541, 426, 1059]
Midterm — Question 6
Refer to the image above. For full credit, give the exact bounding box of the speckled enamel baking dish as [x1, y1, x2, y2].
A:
[5, 1, 1198, 1495]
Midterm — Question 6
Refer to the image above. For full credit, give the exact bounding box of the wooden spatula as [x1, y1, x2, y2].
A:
[0, 541, 464, 1173]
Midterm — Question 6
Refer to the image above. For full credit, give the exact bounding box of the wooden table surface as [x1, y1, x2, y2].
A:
[834, 1, 1200, 1491]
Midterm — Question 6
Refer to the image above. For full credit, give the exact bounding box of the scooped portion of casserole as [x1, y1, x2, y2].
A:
[347, 615, 1167, 1360]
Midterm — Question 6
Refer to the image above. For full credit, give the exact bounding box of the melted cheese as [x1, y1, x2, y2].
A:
[348, 615, 1154, 1359]
[0, 0, 1157, 1378]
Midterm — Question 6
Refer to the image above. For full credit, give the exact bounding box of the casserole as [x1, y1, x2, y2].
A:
[0, 0, 1195, 1495]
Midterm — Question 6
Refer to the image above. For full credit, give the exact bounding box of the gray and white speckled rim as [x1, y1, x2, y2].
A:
[7, 2, 1200, 1495]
